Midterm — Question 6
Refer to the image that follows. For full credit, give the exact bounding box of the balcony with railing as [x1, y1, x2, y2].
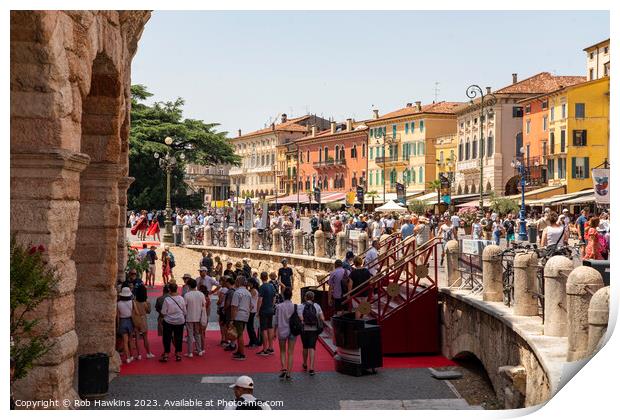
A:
[312, 158, 347, 169]
[375, 154, 409, 168]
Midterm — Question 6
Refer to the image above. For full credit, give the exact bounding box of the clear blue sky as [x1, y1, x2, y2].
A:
[131, 10, 609, 136]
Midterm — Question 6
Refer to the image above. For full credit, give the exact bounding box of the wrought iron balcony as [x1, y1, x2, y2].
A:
[312, 158, 347, 169]
[375, 155, 408, 167]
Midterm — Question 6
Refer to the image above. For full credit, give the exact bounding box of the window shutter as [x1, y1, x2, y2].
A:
[571, 157, 576, 179]
[572, 130, 577, 146]
[583, 130, 587, 146]
[584, 157, 589, 178]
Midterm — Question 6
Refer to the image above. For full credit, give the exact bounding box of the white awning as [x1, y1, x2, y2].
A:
[375, 200, 408, 213]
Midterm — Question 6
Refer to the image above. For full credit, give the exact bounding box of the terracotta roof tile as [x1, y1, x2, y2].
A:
[494, 72, 586, 95]
[233, 115, 311, 140]
[371, 101, 464, 123]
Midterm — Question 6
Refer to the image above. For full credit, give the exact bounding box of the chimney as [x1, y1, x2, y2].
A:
[271, 122, 275, 131]
[415, 101, 422, 111]
[281, 113, 287, 123]
[512, 73, 518, 84]
[330, 121, 336, 134]
[237, 129, 242, 137]
[373, 109, 379, 119]
[311, 125, 317, 137]
[486, 86, 492, 94]
[346, 118, 353, 131]
[406, 102, 413, 107]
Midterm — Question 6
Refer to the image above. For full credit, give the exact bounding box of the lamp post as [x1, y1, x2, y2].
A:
[511, 157, 528, 241]
[465, 85, 497, 217]
[154, 136, 185, 244]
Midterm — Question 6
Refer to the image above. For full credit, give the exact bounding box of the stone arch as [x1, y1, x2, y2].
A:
[505, 175, 520, 196]
[471, 183, 477, 194]
[457, 184, 463, 195]
[72, 52, 124, 370]
[486, 181, 493, 192]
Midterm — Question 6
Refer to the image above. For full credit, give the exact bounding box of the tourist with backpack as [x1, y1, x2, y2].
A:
[298, 291, 325, 376]
[256, 272, 277, 356]
[274, 287, 300, 380]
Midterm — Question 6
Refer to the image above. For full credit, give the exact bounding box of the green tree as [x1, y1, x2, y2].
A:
[366, 190, 379, 206]
[489, 194, 519, 216]
[128, 85, 240, 210]
[428, 179, 442, 206]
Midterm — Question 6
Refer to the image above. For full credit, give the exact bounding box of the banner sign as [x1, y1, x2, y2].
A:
[243, 197, 253, 230]
[345, 191, 356, 206]
[592, 168, 610, 205]
[356, 185, 365, 204]
[395, 182, 406, 205]
[314, 187, 321, 205]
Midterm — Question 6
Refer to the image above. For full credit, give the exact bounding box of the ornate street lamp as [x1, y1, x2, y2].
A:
[465, 85, 497, 217]
[154, 136, 185, 244]
[511, 155, 528, 241]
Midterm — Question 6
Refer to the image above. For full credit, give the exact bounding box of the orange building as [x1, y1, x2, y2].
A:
[277, 119, 368, 205]
[519, 76, 585, 185]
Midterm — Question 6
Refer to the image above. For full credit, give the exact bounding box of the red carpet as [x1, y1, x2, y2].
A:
[129, 240, 161, 250]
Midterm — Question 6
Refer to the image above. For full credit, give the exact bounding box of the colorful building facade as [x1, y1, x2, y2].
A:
[295, 120, 368, 199]
[546, 76, 610, 193]
[434, 133, 457, 189]
[365, 101, 461, 202]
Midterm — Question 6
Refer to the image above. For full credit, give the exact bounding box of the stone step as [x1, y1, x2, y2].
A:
[339, 398, 480, 410]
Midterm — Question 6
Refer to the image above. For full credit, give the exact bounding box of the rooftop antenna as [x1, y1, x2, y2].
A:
[434, 82, 440, 102]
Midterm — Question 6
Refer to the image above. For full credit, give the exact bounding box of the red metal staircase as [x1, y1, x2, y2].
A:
[312, 236, 442, 355]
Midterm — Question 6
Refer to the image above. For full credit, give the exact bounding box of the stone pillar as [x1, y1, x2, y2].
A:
[513, 251, 539, 316]
[543, 255, 572, 336]
[482, 244, 503, 301]
[10, 150, 89, 404]
[272, 228, 282, 253]
[249, 227, 259, 250]
[445, 240, 460, 287]
[293, 229, 304, 254]
[336, 231, 347, 259]
[226, 226, 235, 248]
[357, 232, 368, 255]
[566, 266, 604, 362]
[588, 286, 610, 354]
[182, 225, 190, 245]
[314, 230, 326, 258]
[204, 225, 212, 246]
[116, 176, 134, 283]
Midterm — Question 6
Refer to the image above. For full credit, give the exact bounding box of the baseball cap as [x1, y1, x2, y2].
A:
[281, 258, 288, 264]
[562, 209, 569, 213]
[229, 375, 254, 389]
[199, 266, 208, 272]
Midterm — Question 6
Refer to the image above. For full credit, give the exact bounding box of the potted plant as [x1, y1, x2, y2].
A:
[457, 206, 478, 234]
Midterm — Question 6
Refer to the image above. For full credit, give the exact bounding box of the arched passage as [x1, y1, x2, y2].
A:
[72, 53, 124, 364]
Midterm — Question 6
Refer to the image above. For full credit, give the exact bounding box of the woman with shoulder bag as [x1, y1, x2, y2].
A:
[159, 282, 187, 362]
[117, 287, 135, 363]
[541, 212, 568, 255]
[298, 291, 325, 376]
[132, 284, 155, 360]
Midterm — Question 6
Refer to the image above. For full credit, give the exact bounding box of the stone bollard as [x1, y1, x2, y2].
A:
[587, 286, 610, 354]
[513, 251, 539, 316]
[357, 232, 368, 255]
[543, 256, 573, 336]
[226, 226, 235, 248]
[293, 229, 304, 254]
[182, 225, 190, 245]
[445, 240, 460, 287]
[482, 245, 503, 301]
[272, 228, 282, 253]
[204, 226, 212, 246]
[566, 266, 604, 362]
[336, 231, 347, 259]
[314, 229, 326, 258]
[249, 227, 259, 250]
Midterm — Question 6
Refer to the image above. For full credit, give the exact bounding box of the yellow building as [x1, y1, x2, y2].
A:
[365, 101, 462, 202]
[546, 76, 609, 193]
[434, 133, 457, 183]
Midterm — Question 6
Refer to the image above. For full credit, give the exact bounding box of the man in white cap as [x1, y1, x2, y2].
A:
[196, 266, 220, 295]
[224, 376, 271, 410]
[561, 209, 571, 227]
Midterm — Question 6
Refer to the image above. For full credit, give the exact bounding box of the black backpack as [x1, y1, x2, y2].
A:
[289, 304, 303, 336]
[235, 397, 264, 410]
[302, 302, 318, 326]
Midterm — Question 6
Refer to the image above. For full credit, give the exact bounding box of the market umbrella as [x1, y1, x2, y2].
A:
[375, 200, 408, 213]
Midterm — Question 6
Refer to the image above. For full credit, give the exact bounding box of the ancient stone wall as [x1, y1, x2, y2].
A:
[10, 10, 150, 405]
[185, 245, 333, 302]
[440, 291, 554, 408]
